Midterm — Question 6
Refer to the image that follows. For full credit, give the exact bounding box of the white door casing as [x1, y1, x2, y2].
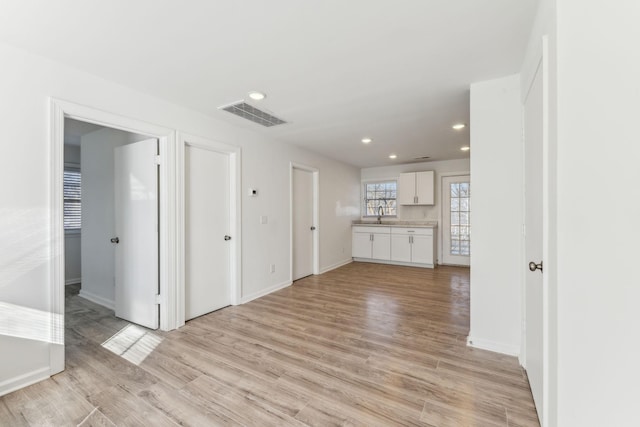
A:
[441, 175, 471, 266]
[292, 168, 314, 280]
[524, 55, 544, 424]
[114, 139, 160, 330]
[184, 145, 231, 320]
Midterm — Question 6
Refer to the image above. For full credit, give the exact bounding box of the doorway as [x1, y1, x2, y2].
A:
[51, 99, 177, 375]
[290, 163, 319, 281]
[523, 53, 545, 424]
[177, 133, 241, 326]
[441, 175, 471, 266]
[184, 143, 231, 320]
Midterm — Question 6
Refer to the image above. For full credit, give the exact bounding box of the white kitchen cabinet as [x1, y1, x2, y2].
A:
[398, 171, 434, 205]
[353, 225, 436, 268]
[390, 227, 435, 266]
[351, 226, 391, 260]
[352, 231, 373, 259]
[391, 234, 412, 262]
[371, 232, 390, 260]
[411, 234, 434, 264]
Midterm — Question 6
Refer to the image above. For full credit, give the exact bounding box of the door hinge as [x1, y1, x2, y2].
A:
[155, 294, 162, 304]
[154, 155, 161, 165]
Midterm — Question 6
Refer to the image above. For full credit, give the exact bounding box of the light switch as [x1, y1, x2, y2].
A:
[260, 215, 268, 224]
[248, 188, 258, 197]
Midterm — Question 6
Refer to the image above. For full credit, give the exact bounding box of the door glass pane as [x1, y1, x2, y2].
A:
[449, 181, 471, 257]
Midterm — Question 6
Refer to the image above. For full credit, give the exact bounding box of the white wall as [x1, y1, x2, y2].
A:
[80, 128, 148, 308]
[361, 159, 470, 264]
[0, 41, 360, 394]
[468, 74, 523, 356]
[554, 1, 640, 426]
[63, 144, 81, 285]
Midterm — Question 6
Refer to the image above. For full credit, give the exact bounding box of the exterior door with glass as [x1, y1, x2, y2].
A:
[442, 175, 471, 266]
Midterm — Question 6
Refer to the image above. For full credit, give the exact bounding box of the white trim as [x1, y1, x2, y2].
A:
[0, 367, 51, 397]
[290, 162, 320, 282]
[176, 133, 242, 327]
[65, 277, 81, 286]
[466, 336, 520, 357]
[438, 171, 470, 266]
[318, 258, 353, 274]
[360, 178, 399, 219]
[240, 280, 292, 304]
[78, 290, 115, 310]
[440, 173, 471, 266]
[50, 98, 179, 378]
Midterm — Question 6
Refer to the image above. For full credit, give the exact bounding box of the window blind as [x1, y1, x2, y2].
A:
[63, 169, 81, 230]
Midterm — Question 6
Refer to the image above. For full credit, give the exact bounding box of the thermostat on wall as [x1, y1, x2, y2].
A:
[248, 188, 258, 197]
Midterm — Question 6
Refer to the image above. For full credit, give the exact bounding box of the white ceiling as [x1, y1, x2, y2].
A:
[0, 0, 538, 168]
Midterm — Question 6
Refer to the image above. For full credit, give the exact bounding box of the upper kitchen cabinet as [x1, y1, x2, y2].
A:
[398, 171, 434, 205]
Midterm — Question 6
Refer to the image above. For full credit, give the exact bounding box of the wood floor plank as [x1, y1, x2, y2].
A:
[0, 263, 539, 426]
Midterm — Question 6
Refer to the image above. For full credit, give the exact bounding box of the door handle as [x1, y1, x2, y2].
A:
[224, 235, 232, 241]
[529, 261, 543, 273]
[310, 226, 316, 231]
[110, 237, 119, 244]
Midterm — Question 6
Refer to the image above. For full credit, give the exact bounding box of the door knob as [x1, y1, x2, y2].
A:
[310, 226, 316, 231]
[224, 235, 232, 241]
[529, 261, 543, 273]
[110, 237, 119, 244]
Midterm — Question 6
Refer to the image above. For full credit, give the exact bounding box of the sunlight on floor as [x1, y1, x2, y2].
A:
[101, 324, 163, 365]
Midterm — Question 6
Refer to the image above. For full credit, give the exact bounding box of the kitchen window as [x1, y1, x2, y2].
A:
[63, 167, 81, 231]
[363, 181, 397, 217]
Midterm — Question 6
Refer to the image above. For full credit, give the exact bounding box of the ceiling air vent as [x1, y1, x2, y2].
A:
[218, 101, 287, 127]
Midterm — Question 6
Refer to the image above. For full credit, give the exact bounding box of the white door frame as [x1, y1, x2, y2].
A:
[176, 133, 242, 327]
[520, 35, 552, 427]
[50, 98, 178, 375]
[438, 171, 470, 265]
[289, 162, 319, 281]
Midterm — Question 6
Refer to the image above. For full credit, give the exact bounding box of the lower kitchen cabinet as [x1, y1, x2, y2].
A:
[351, 226, 391, 260]
[352, 225, 436, 268]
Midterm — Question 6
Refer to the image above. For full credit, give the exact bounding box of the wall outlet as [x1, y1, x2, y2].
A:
[270, 264, 276, 273]
[260, 215, 268, 224]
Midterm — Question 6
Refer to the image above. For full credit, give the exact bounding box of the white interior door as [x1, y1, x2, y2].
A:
[442, 175, 471, 266]
[185, 145, 231, 321]
[524, 60, 544, 423]
[292, 168, 314, 280]
[114, 139, 159, 330]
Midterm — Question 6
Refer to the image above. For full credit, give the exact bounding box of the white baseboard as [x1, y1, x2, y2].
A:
[319, 258, 352, 274]
[78, 290, 115, 310]
[0, 367, 50, 397]
[352, 257, 435, 269]
[240, 280, 292, 304]
[65, 277, 81, 285]
[466, 336, 520, 356]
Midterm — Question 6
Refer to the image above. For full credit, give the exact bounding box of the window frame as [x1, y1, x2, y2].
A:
[362, 179, 398, 218]
[63, 163, 81, 235]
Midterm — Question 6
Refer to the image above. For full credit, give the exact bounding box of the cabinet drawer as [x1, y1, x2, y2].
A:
[352, 226, 391, 234]
[391, 227, 433, 236]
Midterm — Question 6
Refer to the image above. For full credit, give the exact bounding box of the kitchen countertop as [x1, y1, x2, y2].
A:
[352, 220, 437, 228]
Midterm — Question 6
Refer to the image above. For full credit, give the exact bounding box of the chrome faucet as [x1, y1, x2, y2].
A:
[377, 206, 384, 224]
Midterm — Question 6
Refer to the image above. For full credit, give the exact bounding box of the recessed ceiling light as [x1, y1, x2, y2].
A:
[389, 154, 398, 159]
[361, 137, 372, 144]
[460, 146, 470, 151]
[248, 91, 266, 101]
[452, 123, 466, 130]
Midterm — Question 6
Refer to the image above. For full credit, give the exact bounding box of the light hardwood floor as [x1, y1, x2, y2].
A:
[0, 262, 539, 426]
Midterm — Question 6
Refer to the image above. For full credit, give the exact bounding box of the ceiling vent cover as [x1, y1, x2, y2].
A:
[219, 101, 287, 127]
